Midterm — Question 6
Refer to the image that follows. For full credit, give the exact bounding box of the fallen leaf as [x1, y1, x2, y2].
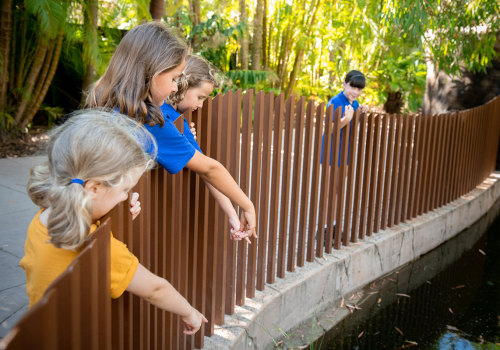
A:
[396, 293, 411, 298]
[358, 331, 364, 338]
[405, 340, 418, 345]
[340, 297, 345, 307]
[454, 285, 465, 289]
[478, 249, 486, 255]
[395, 326, 404, 336]
[449, 308, 454, 314]
[447, 325, 459, 332]
[378, 298, 382, 304]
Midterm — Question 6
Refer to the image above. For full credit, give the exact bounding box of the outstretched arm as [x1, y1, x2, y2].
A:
[203, 181, 252, 243]
[186, 151, 257, 239]
[126, 264, 208, 335]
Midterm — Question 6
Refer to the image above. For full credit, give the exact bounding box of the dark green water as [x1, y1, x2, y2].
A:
[317, 215, 500, 350]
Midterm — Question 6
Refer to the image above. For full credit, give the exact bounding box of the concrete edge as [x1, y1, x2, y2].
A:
[203, 173, 500, 350]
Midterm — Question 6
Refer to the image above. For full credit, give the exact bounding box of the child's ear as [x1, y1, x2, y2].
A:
[84, 180, 102, 198]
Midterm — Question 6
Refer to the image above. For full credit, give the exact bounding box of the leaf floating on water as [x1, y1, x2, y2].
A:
[449, 308, 454, 314]
[478, 249, 486, 255]
[378, 298, 382, 304]
[395, 326, 404, 336]
[447, 325, 460, 332]
[405, 340, 418, 345]
[358, 331, 364, 338]
[454, 285, 465, 289]
[426, 281, 432, 284]
[396, 293, 411, 298]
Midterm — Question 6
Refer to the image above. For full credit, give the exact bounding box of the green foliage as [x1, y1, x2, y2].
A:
[39, 105, 65, 128]
[385, 0, 500, 74]
[225, 70, 278, 91]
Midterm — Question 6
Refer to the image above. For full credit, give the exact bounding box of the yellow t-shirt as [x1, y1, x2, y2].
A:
[20, 210, 139, 307]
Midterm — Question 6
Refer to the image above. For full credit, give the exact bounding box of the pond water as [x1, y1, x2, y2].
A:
[314, 215, 500, 350]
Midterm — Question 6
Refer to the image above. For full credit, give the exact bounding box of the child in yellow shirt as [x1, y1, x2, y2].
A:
[21, 110, 206, 335]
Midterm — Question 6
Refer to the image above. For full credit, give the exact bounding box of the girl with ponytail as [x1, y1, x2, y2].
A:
[21, 110, 207, 335]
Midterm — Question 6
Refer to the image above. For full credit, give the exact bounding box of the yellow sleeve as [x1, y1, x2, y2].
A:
[110, 235, 139, 299]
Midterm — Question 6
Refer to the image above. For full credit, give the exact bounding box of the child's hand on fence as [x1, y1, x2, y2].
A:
[344, 105, 354, 119]
[190, 122, 197, 141]
[359, 105, 368, 114]
[181, 307, 208, 335]
[240, 207, 257, 242]
[129, 192, 141, 220]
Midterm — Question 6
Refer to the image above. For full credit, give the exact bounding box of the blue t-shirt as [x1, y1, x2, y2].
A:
[322, 91, 359, 166]
[143, 104, 198, 174]
[167, 105, 202, 154]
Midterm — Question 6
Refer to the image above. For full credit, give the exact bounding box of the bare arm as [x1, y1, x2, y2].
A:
[186, 151, 257, 238]
[126, 264, 207, 334]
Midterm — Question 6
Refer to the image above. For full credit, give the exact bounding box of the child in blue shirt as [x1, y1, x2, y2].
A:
[160, 54, 249, 242]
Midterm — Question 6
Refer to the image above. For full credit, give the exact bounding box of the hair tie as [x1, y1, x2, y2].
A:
[70, 178, 84, 186]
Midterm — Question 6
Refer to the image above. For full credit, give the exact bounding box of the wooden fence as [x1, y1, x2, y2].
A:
[2, 92, 500, 350]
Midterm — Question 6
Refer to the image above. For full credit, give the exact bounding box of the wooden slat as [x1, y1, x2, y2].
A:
[401, 115, 415, 221]
[235, 90, 253, 306]
[256, 91, 274, 290]
[351, 113, 367, 240]
[359, 113, 375, 237]
[366, 113, 382, 235]
[394, 115, 409, 224]
[316, 105, 334, 256]
[325, 106, 341, 251]
[287, 97, 306, 269]
[388, 114, 402, 227]
[381, 114, 396, 230]
[374, 114, 389, 232]
[267, 93, 285, 282]
[247, 91, 264, 296]
[306, 103, 325, 261]
[336, 113, 351, 248]
[343, 109, 360, 242]
[407, 114, 421, 220]
[277, 95, 295, 276]
[297, 100, 315, 265]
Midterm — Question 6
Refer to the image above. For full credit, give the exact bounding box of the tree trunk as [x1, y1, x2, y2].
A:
[239, 0, 248, 69]
[149, 0, 165, 20]
[23, 35, 63, 129]
[251, 0, 264, 70]
[190, 0, 201, 27]
[0, 0, 12, 111]
[14, 40, 48, 126]
[261, 0, 267, 69]
[81, 0, 98, 101]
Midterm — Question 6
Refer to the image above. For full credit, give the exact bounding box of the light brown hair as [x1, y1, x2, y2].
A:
[85, 22, 188, 126]
[167, 54, 221, 105]
[27, 109, 157, 250]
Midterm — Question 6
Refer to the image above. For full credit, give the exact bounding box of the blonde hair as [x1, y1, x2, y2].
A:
[85, 22, 188, 127]
[27, 109, 157, 250]
[167, 54, 221, 105]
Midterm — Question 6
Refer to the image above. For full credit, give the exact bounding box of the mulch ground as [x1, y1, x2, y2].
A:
[0, 126, 49, 158]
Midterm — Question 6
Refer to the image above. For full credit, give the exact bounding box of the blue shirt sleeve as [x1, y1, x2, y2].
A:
[144, 119, 196, 174]
[183, 119, 202, 153]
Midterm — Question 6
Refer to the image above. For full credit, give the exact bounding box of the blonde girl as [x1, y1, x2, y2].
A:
[160, 55, 252, 241]
[22, 110, 207, 335]
[85, 21, 257, 241]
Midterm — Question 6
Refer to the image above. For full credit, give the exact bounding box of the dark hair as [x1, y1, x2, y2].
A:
[85, 22, 188, 127]
[344, 70, 366, 89]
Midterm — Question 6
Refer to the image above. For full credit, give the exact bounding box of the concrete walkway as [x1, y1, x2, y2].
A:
[0, 156, 45, 339]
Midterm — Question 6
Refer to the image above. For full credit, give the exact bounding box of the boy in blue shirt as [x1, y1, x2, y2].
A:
[324, 70, 367, 246]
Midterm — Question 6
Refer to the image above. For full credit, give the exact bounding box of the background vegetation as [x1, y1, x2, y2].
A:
[0, 0, 498, 134]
